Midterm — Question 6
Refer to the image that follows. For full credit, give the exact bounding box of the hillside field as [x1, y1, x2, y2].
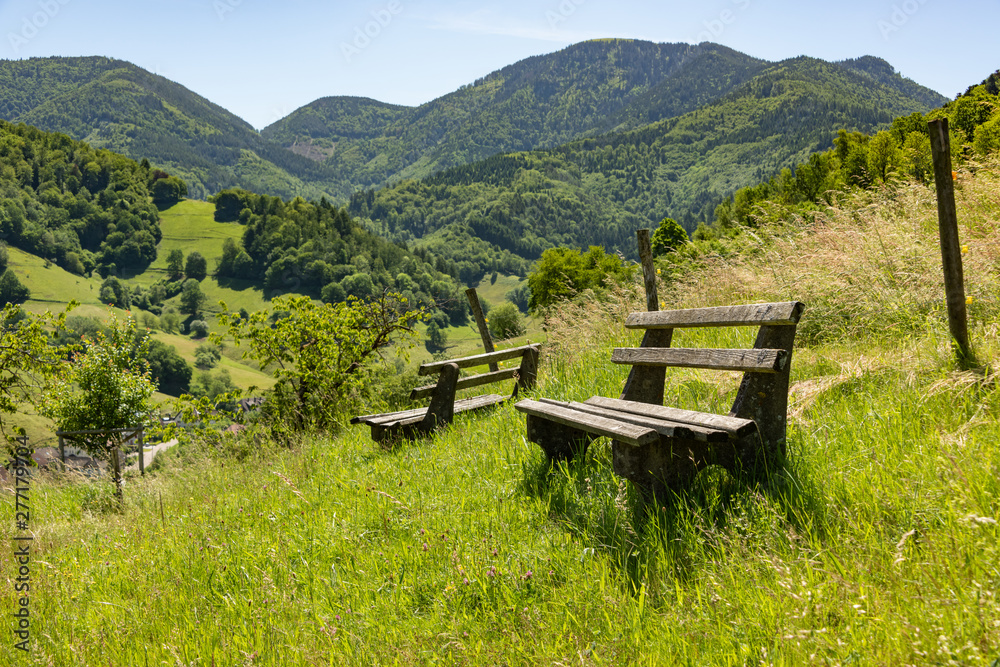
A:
[4, 164, 999, 664]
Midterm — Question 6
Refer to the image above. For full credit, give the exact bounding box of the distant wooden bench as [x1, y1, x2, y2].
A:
[515, 302, 804, 497]
[353, 344, 540, 443]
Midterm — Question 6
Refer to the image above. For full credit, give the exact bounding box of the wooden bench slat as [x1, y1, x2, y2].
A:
[537, 398, 729, 442]
[353, 394, 507, 426]
[515, 399, 660, 447]
[411, 368, 520, 400]
[583, 396, 758, 438]
[418, 344, 541, 376]
[625, 302, 804, 329]
[611, 347, 787, 373]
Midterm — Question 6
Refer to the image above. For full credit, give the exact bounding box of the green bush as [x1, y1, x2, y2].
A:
[488, 302, 526, 340]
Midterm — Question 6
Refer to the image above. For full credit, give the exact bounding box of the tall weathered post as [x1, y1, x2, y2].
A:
[465, 287, 498, 372]
[637, 228, 658, 311]
[928, 118, 974, 368]
[619, 229, 670, 405]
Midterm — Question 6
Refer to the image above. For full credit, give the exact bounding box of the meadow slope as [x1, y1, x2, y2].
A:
[1, 164, 999, 665]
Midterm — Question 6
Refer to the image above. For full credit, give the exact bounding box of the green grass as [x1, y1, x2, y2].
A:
[4, 170, 1000, 664]
[9, 247, 105, 314]
[151, 331, 275, 392]
[129, 199, 271, 322]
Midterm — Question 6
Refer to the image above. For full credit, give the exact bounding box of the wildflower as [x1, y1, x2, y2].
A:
[966, 295, 974, 305]
[961, 244, 969, 254]
[656, 269, 661, 275]
[422, 542, 429, 551]
[952, 171, 958, 180]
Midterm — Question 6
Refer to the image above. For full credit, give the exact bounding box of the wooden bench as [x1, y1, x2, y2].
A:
[353, 344, 540, 443]
[515, 301, 804, 497]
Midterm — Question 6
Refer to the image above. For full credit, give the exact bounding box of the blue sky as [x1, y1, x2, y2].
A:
[1, 0, 996, 129]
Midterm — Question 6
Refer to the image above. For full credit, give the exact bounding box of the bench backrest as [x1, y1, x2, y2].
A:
[616, 301, 804, 451]
[410, 344, 540, 401]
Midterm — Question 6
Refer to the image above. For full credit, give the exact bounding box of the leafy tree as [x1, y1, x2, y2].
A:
[146, 339, 191, 397]
[159, 307, 180, 334]
[487, 302, 526, 340]
[180, 279, 205, 316]
[0, 269, 30, 304]
[189, 319, 210, 339]
[425, 322, 448, 353]
[0, 243, 9, 273]
[867, 131, 903, 183]
[651, 217, 689, 255]
[194, 342, 222, 369]
[185, 251, 208, 281]
[99, 276, 129, 309]
[527, 246, 633, 310]
[216, 293, 423, 430]
[217, 238, 240, 276]
[151, 176, 188, 207]
[166, 249, 184, 279]
[190, 369, 237, 404]
[0, 303, 71, 438]
[42, 312, 157, 456]
[505, 284, 531, 313]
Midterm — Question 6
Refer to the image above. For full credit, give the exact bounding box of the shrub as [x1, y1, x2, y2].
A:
[488, 302, 526, 340]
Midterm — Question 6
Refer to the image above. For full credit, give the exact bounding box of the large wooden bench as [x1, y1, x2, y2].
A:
[353, 344, 540, 443]
[515, 302, 804, 497]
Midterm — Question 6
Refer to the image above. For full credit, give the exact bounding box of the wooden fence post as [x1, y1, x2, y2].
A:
[466, 288, 498, 372]
[637, 229, 659, 312]
[928, 118, 974, 368]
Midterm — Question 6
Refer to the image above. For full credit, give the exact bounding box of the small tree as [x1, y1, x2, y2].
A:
[0, 303, 71, 440]
[180, 279, 205, 316]
[651, 217, 689, 255]
[42, 312, 157, 498]
[425, 322, 448, 353]
[194, 342, 222, 369]
[216, 292, 423, 430]
[0, 269, 30, 304]
[487, 302, 526, 340]
[189, 319, 210, 339]
[166, 249, 184, 279]
[185, 251, 208, 281]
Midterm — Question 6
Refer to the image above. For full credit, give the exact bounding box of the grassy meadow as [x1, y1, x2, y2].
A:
[3, 165, 1000, 665]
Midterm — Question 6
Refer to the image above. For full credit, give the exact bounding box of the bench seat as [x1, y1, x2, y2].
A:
[353, 394, 507, 429]
[516, 300, 803, 497]
[352, 343, 539, 443]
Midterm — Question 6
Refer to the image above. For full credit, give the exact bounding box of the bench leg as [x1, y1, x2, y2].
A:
[526, 415, 594, 462]
[613, 437, 735, 499]
[420, 363, 460, 433]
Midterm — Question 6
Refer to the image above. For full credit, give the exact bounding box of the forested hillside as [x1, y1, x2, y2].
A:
[264, 41, 769, 191]
[347, 57, 945, 276]
[0, 57, 338, 201]
[709, 69, 1000, 234]
[210, 188, 470, 322]
[0, 120, 163, 277]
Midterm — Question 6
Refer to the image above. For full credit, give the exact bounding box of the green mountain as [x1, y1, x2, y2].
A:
[263, 41, 771, 191]
[346, 56, 947, 277]
[0, 56, 338, 201]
